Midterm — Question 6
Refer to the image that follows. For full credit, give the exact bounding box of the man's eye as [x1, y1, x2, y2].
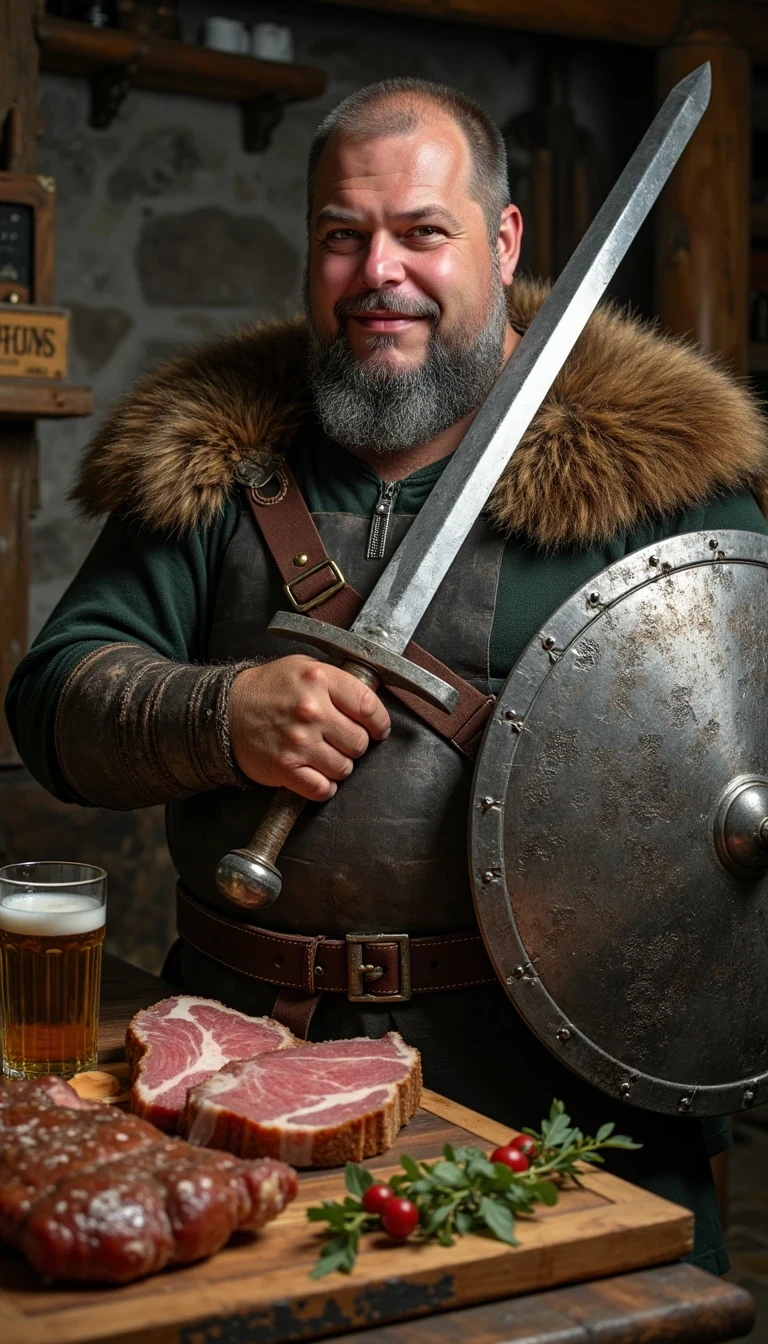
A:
[409, 226, 443, 239]
[326, 229, 361, 242]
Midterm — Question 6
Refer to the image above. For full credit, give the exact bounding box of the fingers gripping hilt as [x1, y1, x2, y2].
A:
[215, 615, 458, 911]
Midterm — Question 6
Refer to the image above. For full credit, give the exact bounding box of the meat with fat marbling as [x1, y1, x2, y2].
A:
[180, 1032, 422, 1168]
[127, 995, 296, 1132]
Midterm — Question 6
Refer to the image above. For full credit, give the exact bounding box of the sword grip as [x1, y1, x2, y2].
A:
[215, 659, 380, 910]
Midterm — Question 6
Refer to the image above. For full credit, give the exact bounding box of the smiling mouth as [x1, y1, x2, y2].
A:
[348, 313, 428, 330]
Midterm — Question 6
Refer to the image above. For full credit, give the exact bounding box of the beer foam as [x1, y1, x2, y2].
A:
[0, 893, 105, 936]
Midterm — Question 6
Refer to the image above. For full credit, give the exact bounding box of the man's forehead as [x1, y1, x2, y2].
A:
[312, 112, 473, 216]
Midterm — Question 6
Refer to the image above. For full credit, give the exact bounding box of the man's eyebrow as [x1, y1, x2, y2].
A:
[315, 204, 462, 229]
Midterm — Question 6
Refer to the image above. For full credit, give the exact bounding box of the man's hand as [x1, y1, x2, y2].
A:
[229, 656, 391, 802]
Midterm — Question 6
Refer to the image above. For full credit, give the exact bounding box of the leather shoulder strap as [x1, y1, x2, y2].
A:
[245, 466, 494, 759]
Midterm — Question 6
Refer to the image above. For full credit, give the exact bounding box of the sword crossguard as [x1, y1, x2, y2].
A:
[266, 611, 458, 712]
[214, 614, 458, 911]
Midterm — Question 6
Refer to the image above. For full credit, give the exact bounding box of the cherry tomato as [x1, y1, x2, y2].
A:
[511, 1134, 538, 1159]
[362, 1183, 395, 1216]
[490, 1143, 530, 1173]
[381, 1196, 420, 1239]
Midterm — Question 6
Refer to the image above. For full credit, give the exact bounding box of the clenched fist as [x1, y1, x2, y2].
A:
[228, 656, 391, 802]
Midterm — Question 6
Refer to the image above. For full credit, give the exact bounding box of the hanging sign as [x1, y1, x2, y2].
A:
[0, 305, 69, 380]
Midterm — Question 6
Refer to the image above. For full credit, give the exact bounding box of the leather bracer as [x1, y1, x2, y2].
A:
[54, 643, 258, 809]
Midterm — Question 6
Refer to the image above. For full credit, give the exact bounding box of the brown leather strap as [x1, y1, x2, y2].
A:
[246, 467, 495, 760]
[272, 988, 321, 1039]
[177, 884, 495, 998]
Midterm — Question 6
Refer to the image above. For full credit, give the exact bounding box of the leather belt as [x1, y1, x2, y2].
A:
[177, 884, 495, 1003]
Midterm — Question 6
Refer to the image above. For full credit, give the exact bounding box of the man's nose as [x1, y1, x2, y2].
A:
[358, 231, 406, 289]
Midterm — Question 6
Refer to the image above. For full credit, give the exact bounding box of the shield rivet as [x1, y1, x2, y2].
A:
[587, 591, 600, 607]
[542, 635, 555, 650]
[648, 555, 659, 568]
[556, 1027, 572, 1042]
[743, 1088, 756, 1107]
[620, 1081, 631, 1098]
[508, 965, 525, 981]
[481, 870, 495, 884]
[504, 709, 517, 721]
[677, 1095, 692, 1112]
[480, 796, 495, 812]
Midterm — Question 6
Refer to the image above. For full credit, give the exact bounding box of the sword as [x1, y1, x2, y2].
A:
[216, 63, 711, 910]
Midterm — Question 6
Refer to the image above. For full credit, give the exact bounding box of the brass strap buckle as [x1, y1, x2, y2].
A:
[283, 558, 345, 614]
[346, 933, 412, 1003]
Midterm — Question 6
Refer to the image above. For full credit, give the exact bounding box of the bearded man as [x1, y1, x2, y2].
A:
[7, 78, 768, 1276]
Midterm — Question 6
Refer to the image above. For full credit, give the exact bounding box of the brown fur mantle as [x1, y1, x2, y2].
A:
[73, 277, 768, 550]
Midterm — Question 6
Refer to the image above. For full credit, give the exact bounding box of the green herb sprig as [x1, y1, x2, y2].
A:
[307, 1100, 640, 1278]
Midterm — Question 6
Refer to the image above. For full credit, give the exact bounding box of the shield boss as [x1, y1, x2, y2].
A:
[471, 531, 768, 1116]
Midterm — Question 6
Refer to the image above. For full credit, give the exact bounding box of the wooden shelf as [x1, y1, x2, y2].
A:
[0, 380, 93, 419]
[36, 15, 326, 151]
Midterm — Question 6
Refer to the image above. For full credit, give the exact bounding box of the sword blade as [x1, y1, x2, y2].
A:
[351, 63, 710, 654]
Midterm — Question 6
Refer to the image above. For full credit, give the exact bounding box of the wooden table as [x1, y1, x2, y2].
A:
[77, 955, 755, 1343]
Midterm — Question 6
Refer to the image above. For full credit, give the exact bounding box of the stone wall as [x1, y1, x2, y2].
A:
[6, 3, 654, 974]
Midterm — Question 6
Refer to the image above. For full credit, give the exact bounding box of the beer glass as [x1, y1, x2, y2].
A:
[0, 862, 106, 1078]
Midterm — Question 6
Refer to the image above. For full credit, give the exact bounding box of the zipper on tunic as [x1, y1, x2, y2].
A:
[367, 480, 401, 560]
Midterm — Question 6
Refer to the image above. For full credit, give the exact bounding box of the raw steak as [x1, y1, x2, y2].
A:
[127, 995, 296, 1132]
[181, 1032, 422, 1168]
[0, 1076, 297, 1283]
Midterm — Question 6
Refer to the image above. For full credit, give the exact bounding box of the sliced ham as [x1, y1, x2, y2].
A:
[180, 1032, 422, 1168]
[127, 995, 296, 1132]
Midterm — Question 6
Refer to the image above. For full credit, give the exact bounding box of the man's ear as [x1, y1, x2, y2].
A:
[498, 203, 522, 286]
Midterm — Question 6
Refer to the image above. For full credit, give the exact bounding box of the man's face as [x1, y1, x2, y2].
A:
[307, 111, 517, 373]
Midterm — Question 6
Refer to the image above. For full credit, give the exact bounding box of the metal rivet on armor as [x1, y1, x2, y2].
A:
[504, 709, 517, 720]
[482, 870, 494, 884]
[293, 553, 308, 567]
[507, 965, 525, 983]
[648, 555, 659, 568]
[542, 635, 555, 650]
[556, 1027, 572, 1042]
[314, 965, 324, 976]
[587, 591, 600, 607]
[709, 538, 718, 550]
[661, 561, 672, 573]
[677, 1095, 691, 1113]
[480, 796, 495, 812]
[620, 1081, 631, 1098]
[743, 1087, 756, 1108]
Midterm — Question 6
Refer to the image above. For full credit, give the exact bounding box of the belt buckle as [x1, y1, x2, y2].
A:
[346, 933, 412, 1003]
[283, 558, 345, 614]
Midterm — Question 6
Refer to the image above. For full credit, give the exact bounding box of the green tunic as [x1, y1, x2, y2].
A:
[7, 430, 767, 1275]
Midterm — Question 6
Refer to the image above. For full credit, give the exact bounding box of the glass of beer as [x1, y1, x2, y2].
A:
[0, 862, 106, 1078]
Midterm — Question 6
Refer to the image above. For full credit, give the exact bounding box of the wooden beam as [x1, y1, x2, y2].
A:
[0, 381, 93, 418]
[0, 0, 40, 765]
[314, 0, 768, 59]
[655, 15, 750, 374]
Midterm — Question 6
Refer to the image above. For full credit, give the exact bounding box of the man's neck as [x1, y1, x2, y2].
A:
[347, 322, 521, 482]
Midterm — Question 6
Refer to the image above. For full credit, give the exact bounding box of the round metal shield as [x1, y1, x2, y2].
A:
[470, 530, 768, 1117]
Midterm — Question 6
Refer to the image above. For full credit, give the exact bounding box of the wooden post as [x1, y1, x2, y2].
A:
[0, 0, 40, 765]
[656, 10, 750, 372]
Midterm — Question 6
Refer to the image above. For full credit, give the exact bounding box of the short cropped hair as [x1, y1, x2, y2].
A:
[306, 78, 510, 241]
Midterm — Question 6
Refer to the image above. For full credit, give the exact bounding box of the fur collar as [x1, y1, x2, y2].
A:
[73, 277, 768, 549]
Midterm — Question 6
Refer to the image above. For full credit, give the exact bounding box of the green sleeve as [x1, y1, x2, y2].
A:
[4, 499, 239, 804]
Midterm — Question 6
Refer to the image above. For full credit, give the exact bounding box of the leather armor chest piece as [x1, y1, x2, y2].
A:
[167, 501, 505, 937]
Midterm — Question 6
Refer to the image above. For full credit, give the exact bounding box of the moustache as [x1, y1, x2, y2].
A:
[334, 292, 441, 323]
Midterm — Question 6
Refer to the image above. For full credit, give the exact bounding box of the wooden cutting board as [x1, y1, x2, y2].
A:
[0, 1086, 692, 1344]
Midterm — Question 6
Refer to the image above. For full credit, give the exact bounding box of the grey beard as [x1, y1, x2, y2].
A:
[306, 288, 508, 455]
